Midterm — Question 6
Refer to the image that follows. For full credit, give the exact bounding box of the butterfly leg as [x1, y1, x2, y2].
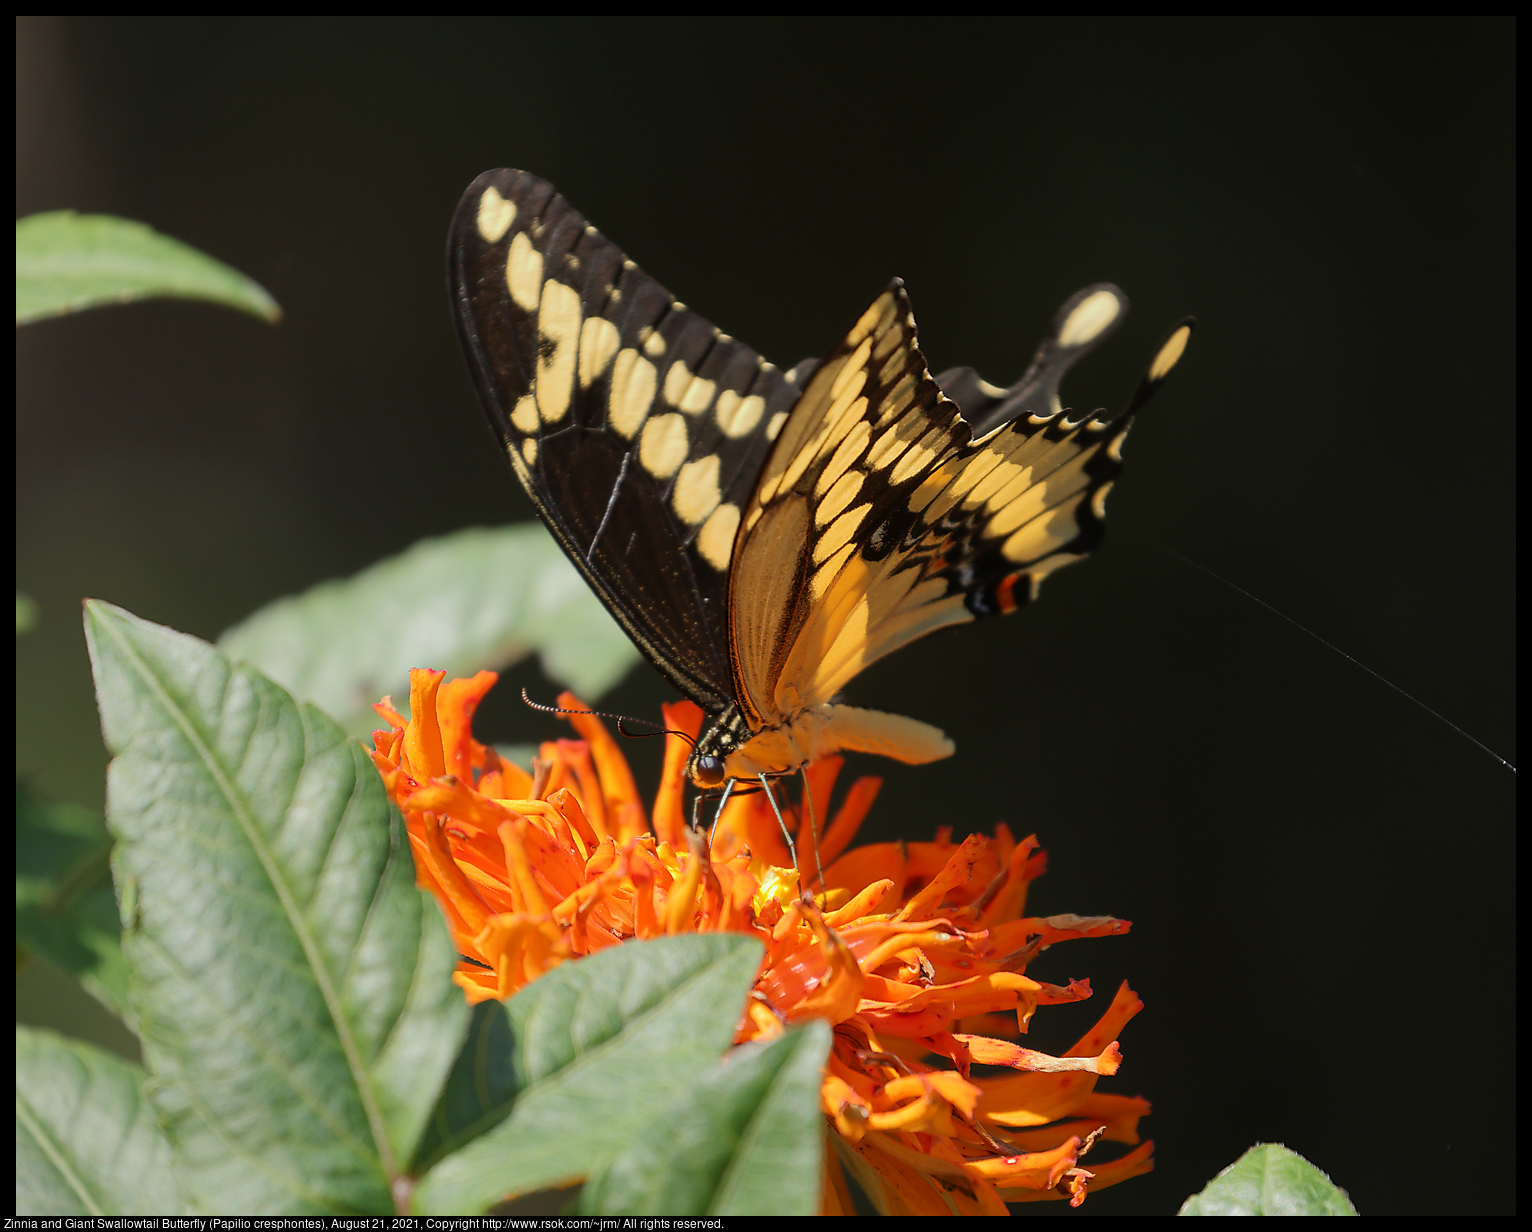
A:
[799, 765, 825, 901]
[706, 777, 736, 850]
[759, 773, 800, 879]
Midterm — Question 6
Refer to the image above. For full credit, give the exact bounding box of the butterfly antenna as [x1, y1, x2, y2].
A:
[1155, 543, 1516, 774]
[519, 688, 697, 746]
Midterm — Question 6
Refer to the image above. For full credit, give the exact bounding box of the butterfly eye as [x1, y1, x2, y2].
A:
[693, 755, 725, 788]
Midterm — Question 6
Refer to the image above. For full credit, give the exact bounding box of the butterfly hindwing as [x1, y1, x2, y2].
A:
[449, 169, 801, 711]
[730, 283, 1191, 724]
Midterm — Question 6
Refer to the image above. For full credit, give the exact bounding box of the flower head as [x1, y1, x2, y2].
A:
[370, 669, 1153, 1211]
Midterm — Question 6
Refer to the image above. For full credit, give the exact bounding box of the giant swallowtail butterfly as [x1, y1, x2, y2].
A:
[449, 169, 1191, 792]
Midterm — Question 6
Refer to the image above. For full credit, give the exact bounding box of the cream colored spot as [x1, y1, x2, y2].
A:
[864, 406, 923, 470]
[609, 349, 657, 438]
[743, 506, 763, 534]
[716, 391, 765, 438]
[1003, 508, 1083, 567]
[830, 339, 873, 402]
[810, 542, 855, 601]
[968, 456, 1023, 507]
[813, 503, 869, 562]
[846, 292, 896, 347]
[696, 502, 740, 571]
[878, 345, 911, 386]
[672, 455, 722, 525]
[639, 413, 688, 479]
[766, 411, 788, 441]
[679, 375, 716, 414]
[506, 232, 542, 311]
[815, 419, 870, 497]
[663, 360, 716, 413]
[872, 374, 917, 427]
[642, 327, 667, 359]
[662, 358, 687, 403]
[1149, 324, 1192, 382]
[477, 186, 516, 243]
[779, 395, 866, 499]
[1107, 424, 1132, 463]
[986, 462, 1040, 512]
[908, 457, 960, 514]
[521, 438, 538, 466]
[873, 317, 905, 361]
[987, 480, 1056, 539]
[578, 316, 620, 388]
[1057, 289, 1122, 348]
[536, 280, 581, 424]
[889, 435, 938, 486]
[1091, 479, 1115, 520]
[816, 470, 864, 526]
[511, 394, 540, 434]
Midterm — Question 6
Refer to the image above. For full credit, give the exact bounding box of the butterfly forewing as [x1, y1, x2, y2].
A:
[450, 169, 800, 711]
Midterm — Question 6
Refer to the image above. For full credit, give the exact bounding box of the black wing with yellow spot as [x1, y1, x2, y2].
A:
[449, 169, 801, 712]
[727, 282, 1194, 726]
[450, 168, 1192, 750]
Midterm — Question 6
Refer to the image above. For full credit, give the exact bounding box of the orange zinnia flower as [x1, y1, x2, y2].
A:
[370, 668, 1154, 1212]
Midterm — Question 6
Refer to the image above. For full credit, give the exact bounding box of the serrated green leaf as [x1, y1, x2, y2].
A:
[16, 212, 280, 325]
[15, 1025, 180, 1215]
[15, 782, 130, 1022]
[1179, 1142, 1358, 1215]
[85, 601, 469, 1215]
[217, 525, 640, 737]
[579, 1019, 831, 1216]
[411, 934, 764, 1215]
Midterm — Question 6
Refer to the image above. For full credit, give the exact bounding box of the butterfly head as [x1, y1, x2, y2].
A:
[687, 704, 755, 789]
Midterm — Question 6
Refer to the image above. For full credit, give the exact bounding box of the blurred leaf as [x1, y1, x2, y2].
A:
[218, 525, 640, 736]
[411, 934, 764, 1215]
[1179, 1142, 1358, 1215]
[15, 1026, 181, 1215]
[579, 1020, 831, 1216]
[15, 782, 130, 1022]
[17, 592, 39, 634]
[85, 601, 468, 1215]
[15, 211, 280, 325]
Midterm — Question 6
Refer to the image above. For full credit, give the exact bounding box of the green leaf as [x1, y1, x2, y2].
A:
[411, 934, 765, 1215]
[16, 211, 280, 325]
[1179, 1143, 1359, 1215]
[217, 525, 641, 736]
[85, 601, 469, 1215]
[579, 1019, 832, 1216]
[17, 591, 39, 634]
[15, 781, 131, 1022]
[16, 1025, 180, 1215]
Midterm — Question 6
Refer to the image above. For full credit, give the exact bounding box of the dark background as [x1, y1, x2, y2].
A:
[17, 17, 1514, 1216]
